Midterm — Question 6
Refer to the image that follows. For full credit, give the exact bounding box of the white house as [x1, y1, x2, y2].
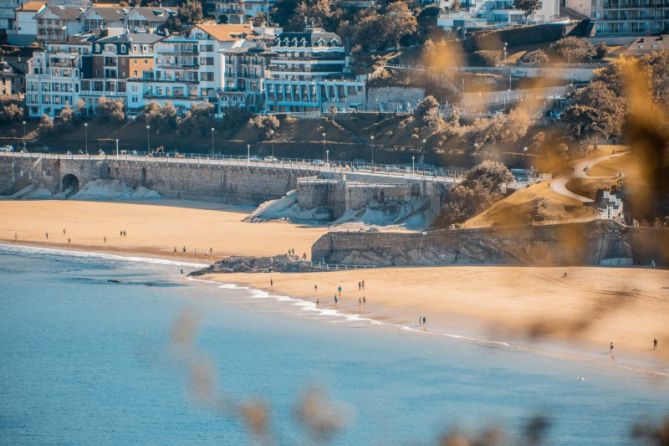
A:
[35, 5, 84, 42]
[14, 0, 46, 36]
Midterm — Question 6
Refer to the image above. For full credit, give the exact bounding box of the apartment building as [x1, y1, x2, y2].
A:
[14, 1, 46, 37]
[35, 5, 84, 42]
[0, 60, 17, 97]
[127, 23, 257, 115]
[25, 35, 93, 117]
[0, 0, 20, 31]
[214, 0, 276, 24]
[79, 32, 163, 114]
[124, 7, 172, 33]
[438, 0, 560, 31]
[590, 0, 669, 35]
[264, 27, 365, 112]
[219, 38, 266, 111]
[79, 6, 125, 33]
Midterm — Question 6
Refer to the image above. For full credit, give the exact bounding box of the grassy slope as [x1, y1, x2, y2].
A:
[463, 181, 597, 228]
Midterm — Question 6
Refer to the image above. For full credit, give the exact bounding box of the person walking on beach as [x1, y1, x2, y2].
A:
[653, 338, 658, 351]
[609, 342, 614, 355]
[362, 296, 366, 305]
[45, 232, 48, 239]
[14, 233, 17, 241]
[422, 317, 427, 328]
[103, 236, 107, 244]
[67, 238, 71, 244]
[651, 260, 656, 269]
[63, 228, 66, 236]
[418, 316, 422, 327]
[314, 284, 318, 294]
[362, 280, 366, 290]
[270, 278, 274, 287]
[334, 295, 338, 305]
[182, 246, 186, 254]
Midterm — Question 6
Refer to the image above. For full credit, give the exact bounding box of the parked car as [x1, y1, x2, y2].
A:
[311, 159, 325, 166]
[248, 156, 262, 162]
[0, 145, 14, 152]
[263, 156, 278, 163]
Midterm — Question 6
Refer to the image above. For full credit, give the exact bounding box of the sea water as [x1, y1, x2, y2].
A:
[0, 245, 667, 445]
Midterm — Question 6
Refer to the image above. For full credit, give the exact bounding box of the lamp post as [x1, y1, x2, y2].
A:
[247, 143, 251, 163]
[210, 127, 215, 157]
[522, 146, 529, 171]
[22, 120, 27, 151]
[84, 122, 88, 154]
[146, 125, 150, 153]
[321, 132, 326, 162]
[115, 138, 119, 157]
[326, 149, 329, 164]
[411, 155, 415, 178]
[503, 41, 508, 63]
[369, 134, 375, 165]
[269, 129, 275, 156]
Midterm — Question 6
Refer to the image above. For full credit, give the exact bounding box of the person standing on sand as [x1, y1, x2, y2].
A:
[418, 317, 422, 327]
[334, 295, 338, 305]
[270, 278, 274, 287]
[45, 232, 48, 239]
[182, 246, 186, 254]
[422, 317, 427, 328]
[362, 280, 366, 290]
[609, 342, 614, 355]
[651, 260, 656, 269]
[653, 338, 658, 350]
[63, 228, 66, 236]
[314, 284, 318, 294]
[103, 236, 107, 244]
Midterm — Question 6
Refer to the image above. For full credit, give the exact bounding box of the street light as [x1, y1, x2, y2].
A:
[370, 134, 375, 164]
[84, 122, 88, 154]
[115, 138, 119, 157]
[146, 125, 150, 153]
[247, 143, 251, 163]
[22, 120, 26, 151]
[411, 155, 415, 178]
[503, 41, 508, 63]
[326, 149, 329, 164]
[322, 132, 326, 162]
[210, 127, 215, 157]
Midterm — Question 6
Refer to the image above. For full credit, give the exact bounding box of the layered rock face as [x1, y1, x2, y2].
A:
[312, 221, 669, 267]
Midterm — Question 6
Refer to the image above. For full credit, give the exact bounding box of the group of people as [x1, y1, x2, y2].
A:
[173, 246, 214, 256]
[287, 248, 308, 260]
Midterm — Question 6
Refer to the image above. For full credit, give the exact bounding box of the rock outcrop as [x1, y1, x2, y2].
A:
[190, 254, 322, 275]
[312, 220, 669, 267]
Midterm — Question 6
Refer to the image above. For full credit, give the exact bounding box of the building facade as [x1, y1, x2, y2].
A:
[590, 0, 669, 35]
[264, 27, 365, 112]
[35, 5, 84, 42]
[25, 36, 92, 117]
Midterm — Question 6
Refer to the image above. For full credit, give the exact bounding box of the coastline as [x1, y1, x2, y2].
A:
[3, 239, 668, 379]
[2, 199, 669, 377]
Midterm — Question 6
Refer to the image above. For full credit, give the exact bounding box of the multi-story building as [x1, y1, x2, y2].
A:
[219, 38, 266, 111]
[35, 5, 84, 42]
[79, 6, 126, 33]
[590, 0, 669, 35]
[127, 23, 258, 115]
[264, 27, 365, 113]
[0, 0, 20, 32]
[13, 1, 46, 38]
[214, 0, 277, 24]
[438, 0, 560, 31]
[124, 7, 173, 33]
[79, 32, 163, 114]
[25, 35, 93, 117]
[0, 60, 17, 98]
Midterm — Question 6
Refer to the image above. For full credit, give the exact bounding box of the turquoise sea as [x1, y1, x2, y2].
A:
[0, 245, 667, 445]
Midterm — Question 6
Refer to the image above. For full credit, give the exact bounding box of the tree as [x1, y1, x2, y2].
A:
[550, 37, 595, 63]
[383, 1, 417, 49]
[351, 9, 385, 52]
[520, 49, 548, 65]
[96, 97, 125, 122]
[178, 0, 203, 24]
[57, 105, 74, 130]
[38, 114, 54, 134]
[436, 160, 514, 226]
[252, 12, 267, 26]
[0, 102, 24, 122]
[178, 102, 215, 136]
[563, 81, 626, 144]
[249, 115, 280, 140]
[514, 0, 540, 18]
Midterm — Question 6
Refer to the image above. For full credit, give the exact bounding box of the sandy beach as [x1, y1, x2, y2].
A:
[0, 200, 327, 260]
[208, 267, 669, 368]
[2, 199, 668, 369]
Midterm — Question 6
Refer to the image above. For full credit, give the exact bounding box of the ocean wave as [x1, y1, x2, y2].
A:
[0, 243, 208, 268]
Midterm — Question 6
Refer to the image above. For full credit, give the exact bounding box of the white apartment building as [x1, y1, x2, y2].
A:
[214, 0, 277, 24]
[35, 5, 84, 42]
[25, 35, 92, 117]
[127, 23, 258, 115]
[264, 27, 365, 113]
[438, 0, 560, 31]
[14, 0, 46, 37]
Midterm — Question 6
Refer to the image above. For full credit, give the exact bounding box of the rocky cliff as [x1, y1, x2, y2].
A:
[311, 220, 669, 267]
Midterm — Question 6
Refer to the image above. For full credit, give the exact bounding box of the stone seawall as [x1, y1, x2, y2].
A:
[0, 155, 321, 205]
[312, 220, 669, 267]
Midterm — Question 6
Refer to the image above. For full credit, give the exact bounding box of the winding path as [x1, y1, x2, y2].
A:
[550, 152, 629, 203]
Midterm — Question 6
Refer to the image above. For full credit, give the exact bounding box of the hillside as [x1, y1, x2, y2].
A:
[463, 181, 597, 228]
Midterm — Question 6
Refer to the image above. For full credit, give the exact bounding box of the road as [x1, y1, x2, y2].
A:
[550, 152, 629, 203]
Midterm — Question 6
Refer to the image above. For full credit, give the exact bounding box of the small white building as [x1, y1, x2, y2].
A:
[13, 1, 45, 36]
[599, 190, 624, 221]
[35, 5, 84, 42]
